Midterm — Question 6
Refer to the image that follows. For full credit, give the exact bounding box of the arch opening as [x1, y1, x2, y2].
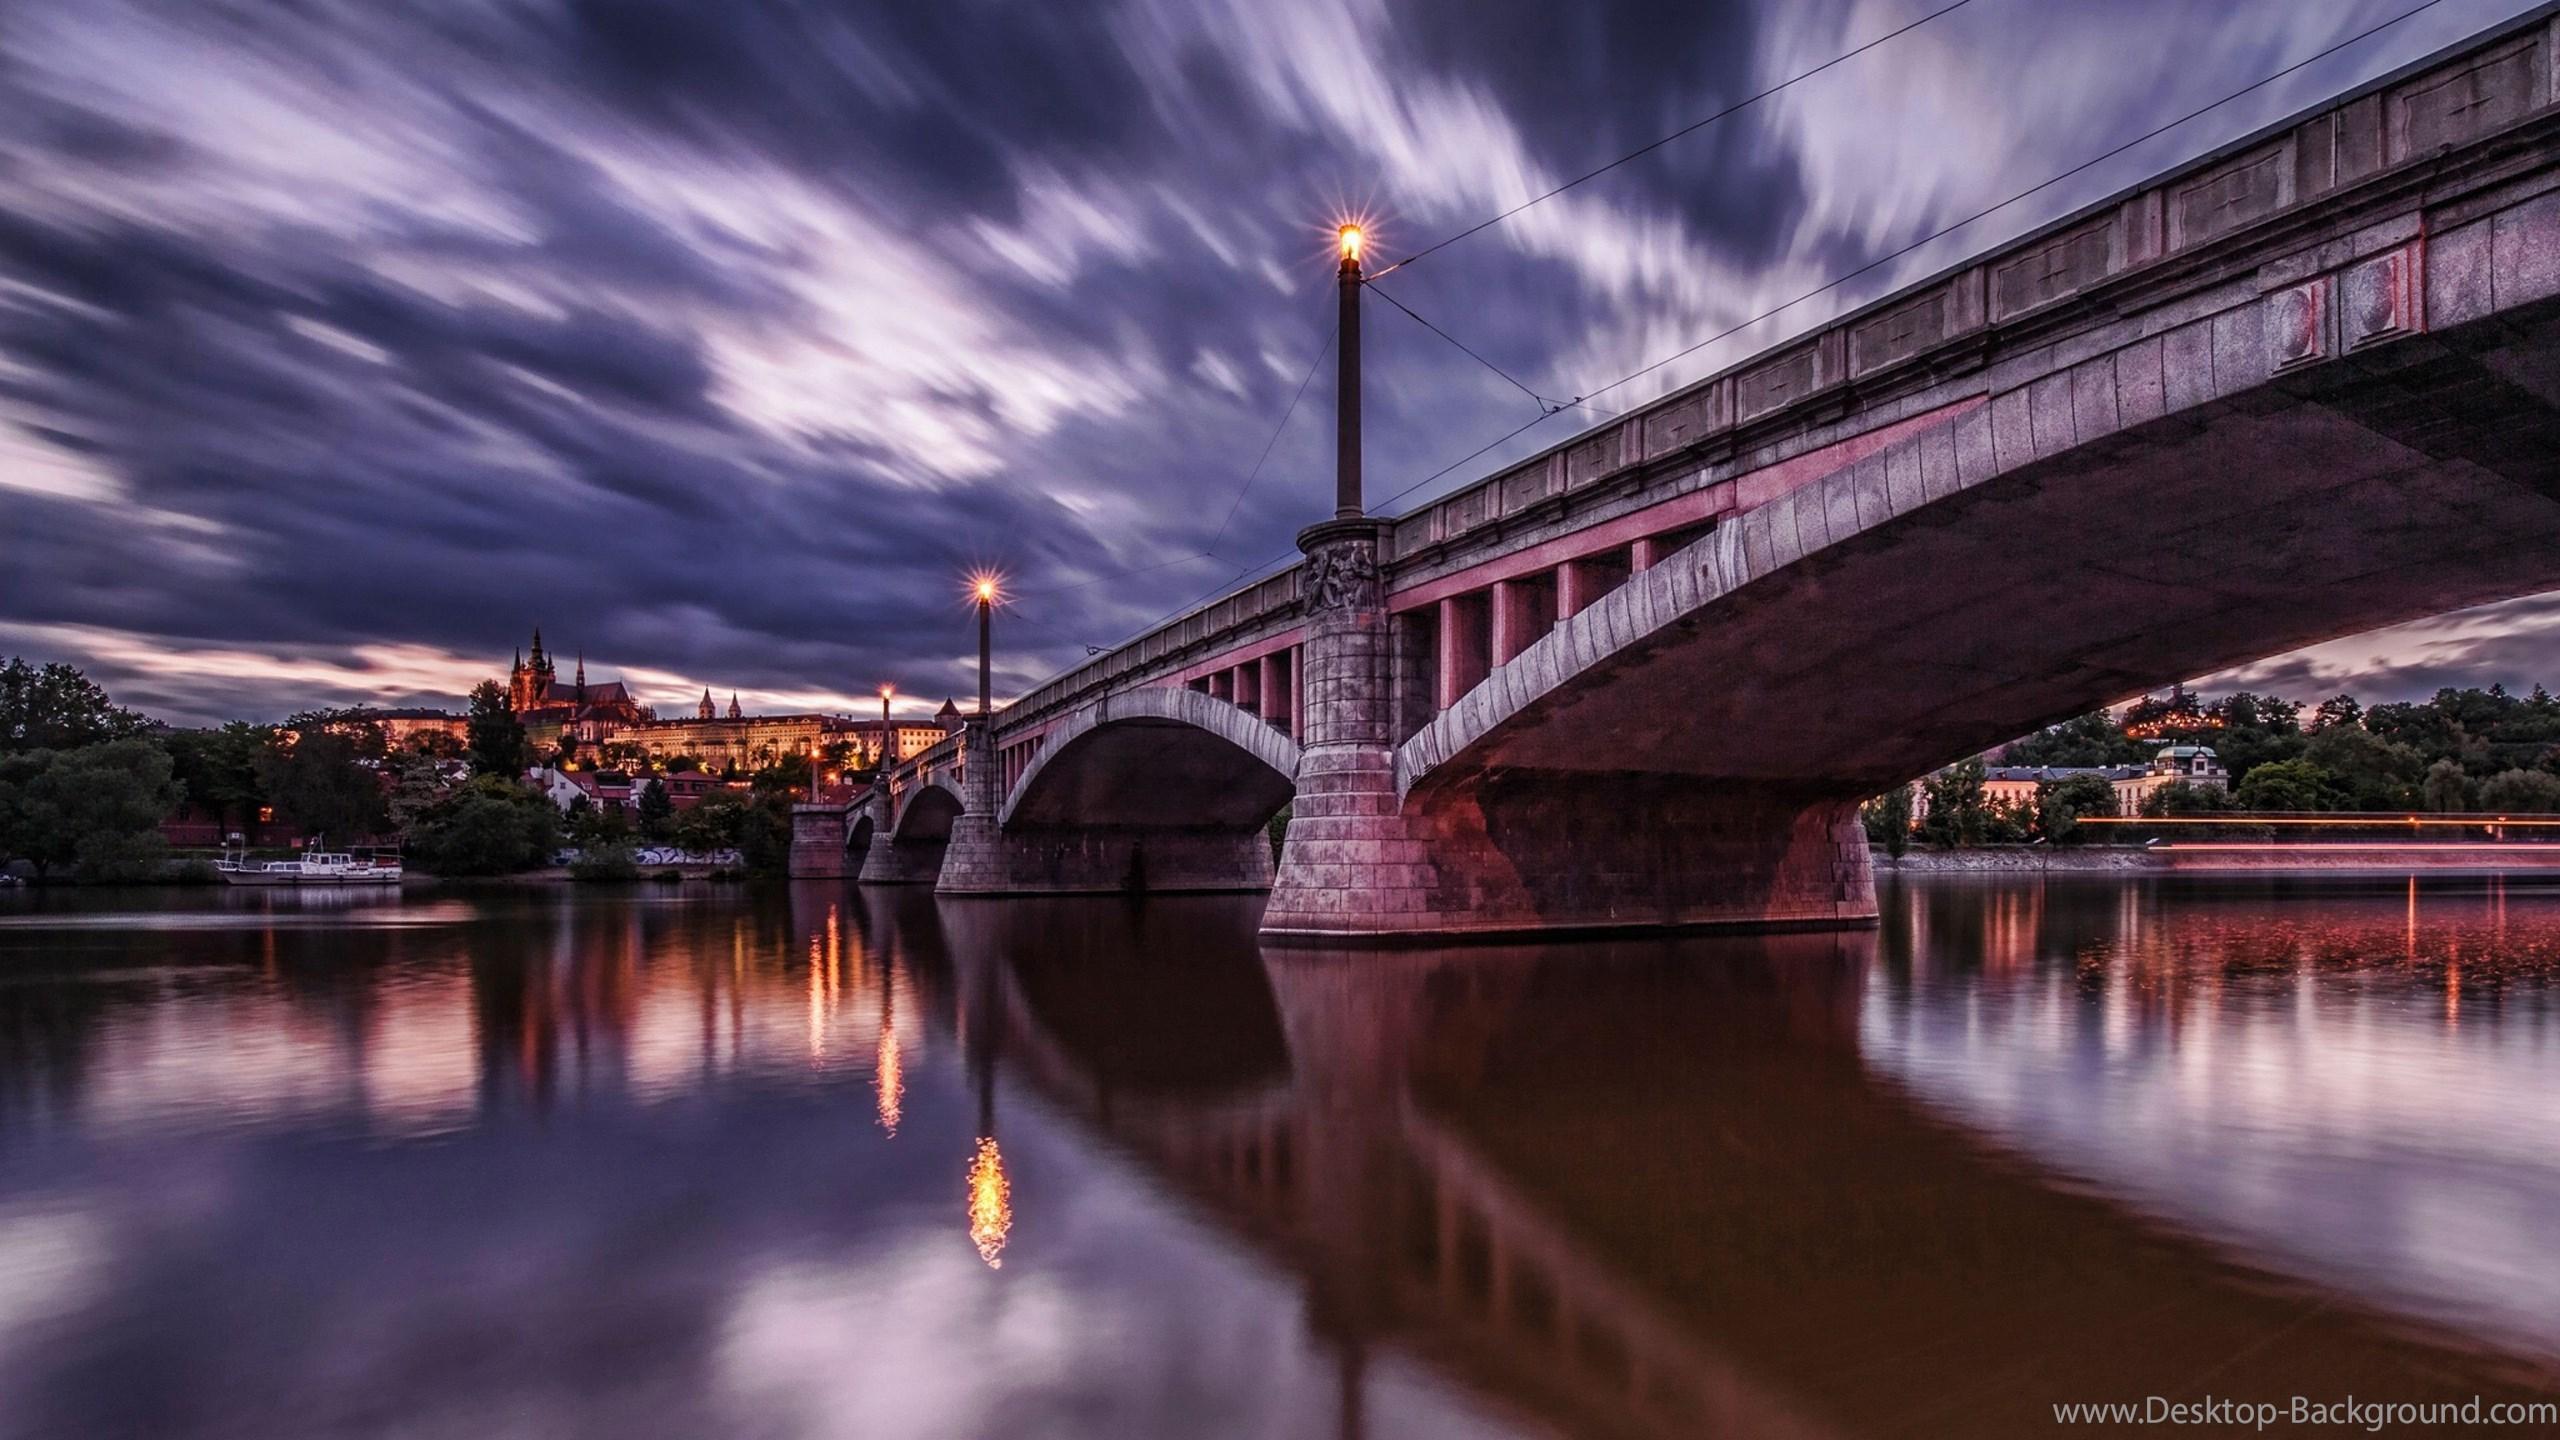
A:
[1009, 717, 1294, 832]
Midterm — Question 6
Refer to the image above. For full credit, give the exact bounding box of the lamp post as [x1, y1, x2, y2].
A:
[1335, 223, 1363, 519]
[971, 576, 997, 717]
[878, 684, 894, 769]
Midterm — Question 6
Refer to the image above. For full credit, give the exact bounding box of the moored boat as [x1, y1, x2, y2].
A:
[217, 847, 403, 886]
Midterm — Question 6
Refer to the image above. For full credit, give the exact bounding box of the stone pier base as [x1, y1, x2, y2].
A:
[1265, 767, 1876, 940]
[788, 803, 854, 879]
[858, 838, 946, 885]
[938, 813, 1273, 895]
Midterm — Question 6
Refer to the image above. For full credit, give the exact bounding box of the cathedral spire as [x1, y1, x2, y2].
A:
[728, 692, 743, 719]
[574, 652, 586, 703]
[698, 688, 715, 721]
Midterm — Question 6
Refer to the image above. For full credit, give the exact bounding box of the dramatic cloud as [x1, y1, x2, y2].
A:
[0, 0, 2551, 724]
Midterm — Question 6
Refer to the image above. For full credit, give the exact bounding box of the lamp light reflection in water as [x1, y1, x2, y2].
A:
[967, 1136, 1011, 1268]
[876, 984, 904, 1136]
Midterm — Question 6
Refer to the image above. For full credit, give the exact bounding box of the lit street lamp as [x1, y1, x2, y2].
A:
[969, 573, 1000, 717]
[1336, 222, 1363, 518]
[878, 683, 894, 768]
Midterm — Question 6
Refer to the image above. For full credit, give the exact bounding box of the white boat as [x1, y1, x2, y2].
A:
[217, 847, 403, 886]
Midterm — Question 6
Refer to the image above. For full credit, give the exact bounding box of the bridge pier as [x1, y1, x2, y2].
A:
[1266, 519, 1876, 940]
[787, 802, 855, 879]
[1264, 518, 1447, 937]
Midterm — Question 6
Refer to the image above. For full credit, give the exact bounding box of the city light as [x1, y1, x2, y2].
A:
[965, 570, 1003, 607]
[1338, 223, 1363, 261]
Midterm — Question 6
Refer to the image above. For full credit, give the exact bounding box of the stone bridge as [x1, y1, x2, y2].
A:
[796, 5, 2560, 939]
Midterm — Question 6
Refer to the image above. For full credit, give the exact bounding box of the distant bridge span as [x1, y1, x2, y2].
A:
[795, 6, 2560, 938]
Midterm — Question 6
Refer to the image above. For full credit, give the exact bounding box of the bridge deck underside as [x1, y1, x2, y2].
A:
[1459, 302, 2560, 798]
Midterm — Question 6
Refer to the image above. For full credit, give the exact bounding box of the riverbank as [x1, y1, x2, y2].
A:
[1877, 845, 2560, 873]
[1875, 848, 2157, 872]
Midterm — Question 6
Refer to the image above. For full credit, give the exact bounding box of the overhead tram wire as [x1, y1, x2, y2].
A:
[1367, 0, 2456, 515]
[1366, 281, 1574, 415]
[1007, 281, 1338, 613]
[1364, 0, 1984, 282]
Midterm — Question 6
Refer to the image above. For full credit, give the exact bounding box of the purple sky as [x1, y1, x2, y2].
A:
[1, 0, 2554, 726]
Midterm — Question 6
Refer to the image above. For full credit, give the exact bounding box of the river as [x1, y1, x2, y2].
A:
[0, 875, 2553, 1438]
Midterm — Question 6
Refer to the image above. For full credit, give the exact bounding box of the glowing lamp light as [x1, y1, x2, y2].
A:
[967, 1136, 1012, 1268]
[1338, 224, 1363, 261]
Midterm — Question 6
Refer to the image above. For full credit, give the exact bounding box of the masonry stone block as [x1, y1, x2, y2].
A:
[2429, 217, 2495, 328]
[1885, 439, 1925, 516]
[1990, 387, 2035, 472]
[1953, 404, 1997, 487]
[2493, 189, 2560, 307]
[2163, 319, 2217, 411]
[2028, 372, 2077, 457]
[2114, 335, 2167, 428]
[2069, 356, 2121, 440]
[2211, 302, 2272, 396]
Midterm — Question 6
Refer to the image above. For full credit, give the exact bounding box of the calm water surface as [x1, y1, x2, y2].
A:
[0, 876, 2555, 1438]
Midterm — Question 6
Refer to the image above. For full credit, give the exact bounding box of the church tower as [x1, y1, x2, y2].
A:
[728, 693, 743, 719]
[574, 653, 587, 707]
[698, 689, 716, 721]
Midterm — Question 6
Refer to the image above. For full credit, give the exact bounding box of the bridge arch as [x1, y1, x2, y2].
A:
[893, 777, 966, 843]
[1001, 686, 1300, 830]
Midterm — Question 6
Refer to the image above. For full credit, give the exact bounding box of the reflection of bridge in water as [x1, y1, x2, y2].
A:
[906, 894, 2554, 1440]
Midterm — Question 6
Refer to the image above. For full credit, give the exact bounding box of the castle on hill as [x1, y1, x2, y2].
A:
[506, 628, 651, 745]
[497, 627, 953, 771]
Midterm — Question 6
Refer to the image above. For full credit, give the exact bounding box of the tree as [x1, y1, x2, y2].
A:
[0, 740, 181, 881]
[2001, 711, 2146, 767]
[567, 841, 640, 882]
[0, 658, 148, 753]
[1917, 760, 1992, 848]
[465, 680, 530, 777]
[1861, 786, 1914, 858]
[258, 727, 389, 839]
[1984, 793, 2036, 844]
[2236, 758, 2337, 812]
[2309, 694, 2363, 733]
[2122, 687, 2209, 739]
[406, 777, 560, 875]
[386, 751, 458, 834]
[2301, 725, 2424, 810]
[2422, 758, 2476, 813]
[281, 707, 387, 762]
[635, 778, 675, 841]
[564, 794, 632, 849]
[732, 791, 795, 873]
[2478, 768, 2560, 813]
[2036, 773, 2120, 844]
[162, 721, 272, 832]
[2140, 781, 2238, 818]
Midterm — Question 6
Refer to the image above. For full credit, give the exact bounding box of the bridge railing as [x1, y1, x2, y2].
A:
[999, 567, 1304, 735]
